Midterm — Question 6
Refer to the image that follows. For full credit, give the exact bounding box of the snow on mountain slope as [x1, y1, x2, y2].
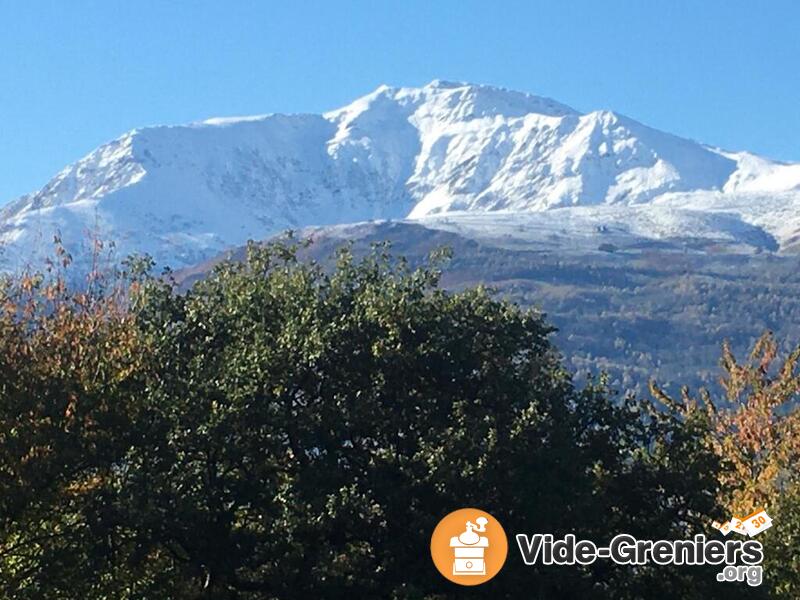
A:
[413, 205, 781, 254]
[2, 80, 799, 272]
[0, 114, 413, 269]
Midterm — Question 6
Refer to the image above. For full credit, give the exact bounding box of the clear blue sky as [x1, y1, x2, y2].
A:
[1, 0, 799, 203]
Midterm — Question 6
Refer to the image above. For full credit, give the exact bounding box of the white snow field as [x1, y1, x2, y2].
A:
[2, 80, 800, 272]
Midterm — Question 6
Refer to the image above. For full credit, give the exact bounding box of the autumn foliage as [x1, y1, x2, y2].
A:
[651, 331, 800, 597]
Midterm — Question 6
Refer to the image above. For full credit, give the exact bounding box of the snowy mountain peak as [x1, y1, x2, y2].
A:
[425, 78, 461, 88]
[2, 82, 800, 272]
[327, 80, 577, 127]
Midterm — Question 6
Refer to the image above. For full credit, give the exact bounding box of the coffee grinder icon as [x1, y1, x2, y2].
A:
[450, 515, 489, 576]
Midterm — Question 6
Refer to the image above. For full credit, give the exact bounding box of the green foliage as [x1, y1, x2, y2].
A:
[764, 484, 800, 598]
[0, 240, 762, 598]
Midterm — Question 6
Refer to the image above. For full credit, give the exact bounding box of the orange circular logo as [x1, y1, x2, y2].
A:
[430, 508, 508, 586]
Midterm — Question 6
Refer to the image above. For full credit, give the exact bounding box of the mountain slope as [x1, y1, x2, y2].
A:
[2, 80, 800, 271]
[173, 221, 800, 393]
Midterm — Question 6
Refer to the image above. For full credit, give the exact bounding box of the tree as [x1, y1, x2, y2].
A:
[0, 268, 150, 598]
[651, 332, 800, 599]
[0, 240, 742, 598]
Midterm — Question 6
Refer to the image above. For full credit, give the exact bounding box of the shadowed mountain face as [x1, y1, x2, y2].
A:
[2, 80, 800, 274]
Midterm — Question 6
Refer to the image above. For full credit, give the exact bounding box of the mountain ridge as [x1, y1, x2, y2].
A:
[2, 80, 800, 271]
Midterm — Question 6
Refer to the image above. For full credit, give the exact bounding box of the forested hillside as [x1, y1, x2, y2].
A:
[178, 223, 800, 394]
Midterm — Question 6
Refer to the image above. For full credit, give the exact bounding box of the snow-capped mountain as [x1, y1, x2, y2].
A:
[2, 80, 800, 271]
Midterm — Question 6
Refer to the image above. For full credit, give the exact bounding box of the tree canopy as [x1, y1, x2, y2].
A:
[0, 240, 785, 599]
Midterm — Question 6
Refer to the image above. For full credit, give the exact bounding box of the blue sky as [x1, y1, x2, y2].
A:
[1, 0, 798, 203]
